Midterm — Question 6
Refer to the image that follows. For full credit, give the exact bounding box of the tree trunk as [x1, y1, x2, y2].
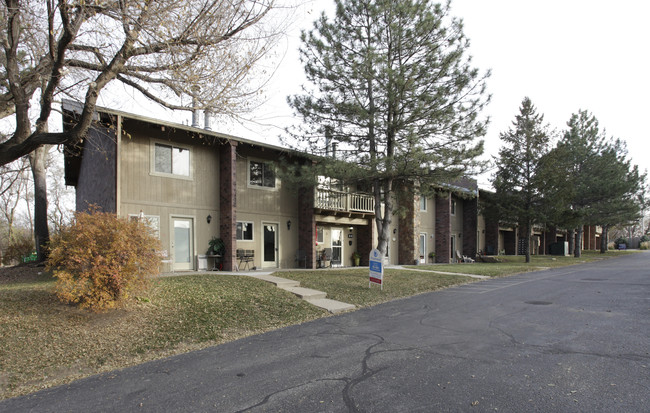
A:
[29, 146, 50, 263]
[568, 229, 575, 255]
[575, 225, 583, 258]
[375, 179, 394, 257]
[600, 225, 609, 253]
[525, 221, 531, 263]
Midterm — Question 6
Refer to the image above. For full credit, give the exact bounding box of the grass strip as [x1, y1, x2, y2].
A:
[277, 268, 471, 307]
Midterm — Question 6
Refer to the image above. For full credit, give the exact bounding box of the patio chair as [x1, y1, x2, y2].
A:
[322, 248, 332, 268]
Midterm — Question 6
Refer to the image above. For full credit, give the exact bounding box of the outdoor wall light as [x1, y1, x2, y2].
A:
[207, 215, 212, 224]
[393, 228, 397, 234]
[287, 220, 291, 230]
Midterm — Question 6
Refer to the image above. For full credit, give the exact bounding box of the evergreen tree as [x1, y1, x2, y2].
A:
[491, 97, 550, 263]
[544, 110, 644, 255]
[288, 0, 490, 255]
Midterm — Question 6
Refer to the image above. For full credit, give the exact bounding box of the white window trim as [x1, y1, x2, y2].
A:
[237, 221, 255, 241]
[451, 199, 457, 216]
[420, 196, 427, 211]
[150, 139, 193, 181]
[247, 158, 277, 191]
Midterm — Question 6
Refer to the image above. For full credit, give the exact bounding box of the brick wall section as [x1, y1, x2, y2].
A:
[462, 197, 478, 258]
[76, 125, 117, 212]
[219, 142, 237, 271]
[435, 194, 451, 263]
[398, 186, 418, 265]
[357, 220, 375, 266]
[544, 227, 558, 254]
[585, 225, 597, 250]
[503, 230, 517, 255]
[484, 221, 499, 255]
[298, 186, 316, 269]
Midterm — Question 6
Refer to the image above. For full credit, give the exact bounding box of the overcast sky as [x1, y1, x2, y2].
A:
[104, 0, 650, 189]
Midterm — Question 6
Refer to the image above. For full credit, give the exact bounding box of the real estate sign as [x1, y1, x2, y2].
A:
[369, 248, 383, 289]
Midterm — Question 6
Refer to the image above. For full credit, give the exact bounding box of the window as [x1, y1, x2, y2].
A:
[153, 142, 190, 177]
[451, 199, 457, 216]
[129, 214, 160, 239]
[316, 226, 324, 243]
[420, 196, 427, 211]
[236, 222, 254, 241]
[249, 160, 275, 188]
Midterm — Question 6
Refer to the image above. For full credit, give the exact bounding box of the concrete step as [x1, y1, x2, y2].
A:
[305, 298, 356, 314]
[251, 274, 301, 288]
[279, 286, 327, 300]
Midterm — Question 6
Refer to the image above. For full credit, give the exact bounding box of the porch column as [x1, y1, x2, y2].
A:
[298, 186, 316, 269]
[435, 193, 452, 263]
[462, 197, 478, 259]
[219, 141, 237, 271]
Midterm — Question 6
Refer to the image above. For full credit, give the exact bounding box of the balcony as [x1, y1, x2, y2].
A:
[315, 187, 375, 214]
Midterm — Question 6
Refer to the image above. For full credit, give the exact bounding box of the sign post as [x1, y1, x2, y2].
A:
[369, 248, 383, 290]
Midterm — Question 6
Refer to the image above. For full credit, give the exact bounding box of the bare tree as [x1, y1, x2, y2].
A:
[1, 0, 285, 260]
[1, 0, 282, 163]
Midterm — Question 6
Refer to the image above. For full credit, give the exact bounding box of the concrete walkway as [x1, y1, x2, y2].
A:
[240, 273, 356, 314]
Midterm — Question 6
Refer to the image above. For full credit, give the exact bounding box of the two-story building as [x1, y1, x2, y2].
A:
[63, 102, 483, 271]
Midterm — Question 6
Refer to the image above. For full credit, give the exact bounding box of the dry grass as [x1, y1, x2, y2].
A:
[277, 268, 471, 307]
[0, 267, 325, 400]
[0, 250, 635, 400]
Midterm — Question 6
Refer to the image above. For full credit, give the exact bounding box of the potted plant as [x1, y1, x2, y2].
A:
[428, 251, 435, 263]
[351, 251, 361, 266]
[208, 237, 225, 256]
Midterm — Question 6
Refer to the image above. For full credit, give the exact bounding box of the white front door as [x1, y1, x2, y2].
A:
[331, 228, 343, 266]
[172, 217, 194, 271]
[263, 223, 278, 268]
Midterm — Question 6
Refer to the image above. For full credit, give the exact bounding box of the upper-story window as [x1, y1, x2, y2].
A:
[451, 199, 457, 216]
[420, 196, 427, 211]
[249, 160, 276, 189]
[153, 142, 190, 178]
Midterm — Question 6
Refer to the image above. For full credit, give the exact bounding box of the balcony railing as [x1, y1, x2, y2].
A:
[315, 188, 375, 214]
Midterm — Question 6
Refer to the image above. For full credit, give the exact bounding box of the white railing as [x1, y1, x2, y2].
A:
[315, 188, 375, 213]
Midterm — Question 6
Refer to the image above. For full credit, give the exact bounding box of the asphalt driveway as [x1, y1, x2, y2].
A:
[2, 253, 649, 412]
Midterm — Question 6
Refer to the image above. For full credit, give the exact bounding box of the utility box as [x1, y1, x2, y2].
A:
[197, 255, 208, 271]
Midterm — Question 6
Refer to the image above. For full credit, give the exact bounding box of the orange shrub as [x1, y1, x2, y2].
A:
[47, 207, 161, 311]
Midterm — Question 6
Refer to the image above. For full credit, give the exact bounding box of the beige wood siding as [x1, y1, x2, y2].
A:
[118, 120, 220, 265]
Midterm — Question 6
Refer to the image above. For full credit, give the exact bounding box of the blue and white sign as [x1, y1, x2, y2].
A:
[369, 248, 383, 289]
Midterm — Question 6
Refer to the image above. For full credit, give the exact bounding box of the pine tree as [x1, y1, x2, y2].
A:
[288, 0, 490, 255]
[491, 97, 550, 263]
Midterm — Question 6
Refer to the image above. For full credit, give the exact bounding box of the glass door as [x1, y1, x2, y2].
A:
[172, 217, 193, 271]
[331, 228, 343, 266]
[263, 223, 278, 268]
[419, 233, 426, 263]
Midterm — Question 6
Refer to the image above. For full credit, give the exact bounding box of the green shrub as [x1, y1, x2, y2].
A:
[640, 235, 650, 243]
[47, 207, 161, 311]
[640, 241, 650, 250]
